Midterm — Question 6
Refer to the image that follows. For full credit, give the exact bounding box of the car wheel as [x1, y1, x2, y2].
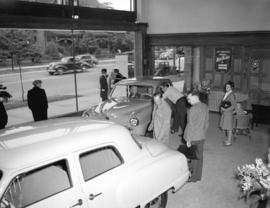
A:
[82, 65, 88, 72]
[57, 68, 64, 75]
[144, 192, 168, 208]
[49, 72, 54, 75]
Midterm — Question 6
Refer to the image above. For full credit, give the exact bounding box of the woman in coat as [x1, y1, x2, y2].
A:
[220, 81, 236, 146]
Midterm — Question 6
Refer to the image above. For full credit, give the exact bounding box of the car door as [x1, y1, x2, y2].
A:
[74, 145, 127, 208]
[0, 156, 87, 208]
[66, 58, 76, 71]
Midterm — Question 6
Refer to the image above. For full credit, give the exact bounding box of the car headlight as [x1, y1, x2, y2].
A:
[129, 112, 139, 127]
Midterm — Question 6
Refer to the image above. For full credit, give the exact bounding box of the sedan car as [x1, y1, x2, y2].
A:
[47, 56, 91, 75]
[82, 78, 172, 135]
[0, 118, 189, 208]
[75, 54, 99, 66]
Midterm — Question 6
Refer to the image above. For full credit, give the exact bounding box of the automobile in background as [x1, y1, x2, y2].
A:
[47, 56, 91, 75]
[82, 78, 172, 136]
[75, 54, 99, 66]
[0, 118, 189, 208]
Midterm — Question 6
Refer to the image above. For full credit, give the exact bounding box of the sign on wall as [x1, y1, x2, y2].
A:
[215, 48, 232, 72]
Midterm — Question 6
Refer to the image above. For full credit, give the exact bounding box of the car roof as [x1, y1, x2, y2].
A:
[117, 77, 171, 86]
[0, 118, 140, 170]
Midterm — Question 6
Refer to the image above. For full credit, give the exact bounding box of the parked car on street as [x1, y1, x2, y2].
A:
[75, 54, 99, 66]
[47, 56, 91, 75]
[82, 78, 172, 136]
[0, 118, 189, 208]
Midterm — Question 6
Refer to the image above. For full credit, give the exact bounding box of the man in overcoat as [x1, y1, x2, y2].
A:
[27, 80, 48, 122]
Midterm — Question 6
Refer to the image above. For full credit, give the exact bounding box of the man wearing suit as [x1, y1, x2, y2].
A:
[184, 90, 209, 182]
[100, 68, 108, 101]
[27, 80, 48, 122]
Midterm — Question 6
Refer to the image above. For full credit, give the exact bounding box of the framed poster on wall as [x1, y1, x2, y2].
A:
[215, 48, 232, 72]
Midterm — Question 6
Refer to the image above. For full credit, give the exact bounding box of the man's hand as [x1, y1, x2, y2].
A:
[186, 141, 191, 148]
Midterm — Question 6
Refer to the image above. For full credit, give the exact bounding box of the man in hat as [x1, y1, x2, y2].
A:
[0, 87, 11, 129]
[27, 80, 48, 122]
[99, 68, 109, 101]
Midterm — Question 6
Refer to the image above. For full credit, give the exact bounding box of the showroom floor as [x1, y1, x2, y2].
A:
[167, 112, 270, 208]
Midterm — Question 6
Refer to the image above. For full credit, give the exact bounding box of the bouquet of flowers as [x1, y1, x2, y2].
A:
[236, 158, 270, 207]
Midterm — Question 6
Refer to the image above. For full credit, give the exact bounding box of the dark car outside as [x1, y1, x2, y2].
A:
[47, 56, 91, 75]
[75, 54, 99, 67]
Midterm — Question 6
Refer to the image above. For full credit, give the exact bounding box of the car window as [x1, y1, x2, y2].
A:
[111, 85, 153, 100]
[79, 146, 123, 181]
[111, 85, 128, 99]
[0, 160, 71, 208]
[0, 170, 2, 181]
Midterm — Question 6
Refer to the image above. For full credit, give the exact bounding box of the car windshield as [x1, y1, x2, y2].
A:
[111, 85, 153, 100]
[61, 57, 72, 62]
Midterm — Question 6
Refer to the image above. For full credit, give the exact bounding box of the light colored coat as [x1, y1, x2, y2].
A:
[149, 100, 172, 145]
[184, 102, 209, 142]
[219, 92, 236, 130]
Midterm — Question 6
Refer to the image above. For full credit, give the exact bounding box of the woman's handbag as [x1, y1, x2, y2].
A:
[177, 144, 198, 160]
[221, 100, 232, 109]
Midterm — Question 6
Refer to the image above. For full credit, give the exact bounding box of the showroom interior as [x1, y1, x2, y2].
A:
[0, 0, 270, 208]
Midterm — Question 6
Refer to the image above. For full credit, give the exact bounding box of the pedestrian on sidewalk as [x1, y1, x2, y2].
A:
[0, 96, 8, 130]
[148, 92, 172, 145]
[184, 90, 209, 182]
[160, 82, 187, 136]
[0, 85, 12, 129]
[219, 81, 236, 146]
[99, 68, 108, 101]
[27, 80, 48, 122]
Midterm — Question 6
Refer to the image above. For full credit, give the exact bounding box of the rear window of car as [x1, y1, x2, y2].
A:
[0, 160, 71, 207]
[79, 146, 123, 181]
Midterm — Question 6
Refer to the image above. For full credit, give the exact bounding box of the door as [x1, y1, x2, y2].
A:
[0, 157, 87, 208]
[75, 145, 126, 208]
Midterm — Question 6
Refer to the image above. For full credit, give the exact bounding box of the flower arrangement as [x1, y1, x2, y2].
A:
[236, 158, 270, 207]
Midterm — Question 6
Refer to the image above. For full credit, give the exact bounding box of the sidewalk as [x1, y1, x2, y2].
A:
[6, 91, 100, 127]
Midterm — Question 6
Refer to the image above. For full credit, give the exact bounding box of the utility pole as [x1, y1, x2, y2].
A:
[71, 0, 79, 112]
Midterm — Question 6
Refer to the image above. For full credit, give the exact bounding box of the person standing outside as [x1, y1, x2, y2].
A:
[220, 81, 236, 146]
[148, 92, 172, 145]
[160, 82, 187, 135]
[99, 68, 108, 101]
[27, 80, 48, 122]
[184, 91, 209, 182]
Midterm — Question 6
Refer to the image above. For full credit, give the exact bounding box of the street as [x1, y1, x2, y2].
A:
[0, 63, 115, 102]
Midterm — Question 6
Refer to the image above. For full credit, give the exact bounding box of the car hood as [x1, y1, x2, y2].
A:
[86, 98, 151, 122]
[99, 98, 150, 118]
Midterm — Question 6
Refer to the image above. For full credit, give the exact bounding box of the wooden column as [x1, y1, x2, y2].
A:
[134, 23, 148, 78]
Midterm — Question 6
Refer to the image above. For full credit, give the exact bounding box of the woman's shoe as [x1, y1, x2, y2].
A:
[224, 141, 232, 146]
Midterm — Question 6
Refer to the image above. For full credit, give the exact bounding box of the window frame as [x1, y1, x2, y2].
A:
[79, 145, 124, 182]
[0, 159, 73, 208]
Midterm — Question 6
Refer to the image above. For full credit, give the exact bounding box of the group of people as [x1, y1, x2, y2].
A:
[0, 80, 48, 130]
[99, 68, 126, 101]
[147, 80, 240, 182]
[148, 82, 209, 183]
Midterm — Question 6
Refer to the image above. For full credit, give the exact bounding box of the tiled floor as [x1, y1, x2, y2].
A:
[167, 112, 270, 208]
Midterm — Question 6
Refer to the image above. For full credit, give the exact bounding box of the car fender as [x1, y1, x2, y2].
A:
[115, 149, 189, 208]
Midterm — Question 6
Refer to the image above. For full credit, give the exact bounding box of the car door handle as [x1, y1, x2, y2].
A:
[70, 199, 83, 207]
[89, 192, 102, 200]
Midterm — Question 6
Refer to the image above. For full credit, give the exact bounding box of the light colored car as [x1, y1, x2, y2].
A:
[0, 118, 189, 208]
[82, 78, 172, 135]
